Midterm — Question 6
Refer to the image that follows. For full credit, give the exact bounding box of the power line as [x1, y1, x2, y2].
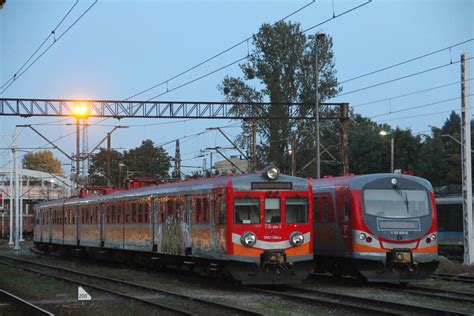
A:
[0, 0, 98, 94]
[125, 0, 318, 101]
[0, 1, 79, 89]
[336, 60, 466, 98]
[145, 0, 373, 101]
[353, 80, 470, 108]
[374, 107, 472, 124]
[339, 38, 473, 85]
[369, 95, 472, 119]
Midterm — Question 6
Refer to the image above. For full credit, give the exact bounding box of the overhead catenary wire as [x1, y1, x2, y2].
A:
[374, 106, 473, 124]
[0, 0, 79, 90]
[0, 0, 98, 94]
[339, 38, 473, 85]
[145, 0, 373, 101]
[125, 0, 318, 101]
[369, 95, 473, 119]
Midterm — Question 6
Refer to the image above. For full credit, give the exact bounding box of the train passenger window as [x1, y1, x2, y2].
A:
[322, 198, 330, 223]
[90, 207, 94, 224]
[195, 198, 202, 224]
[234, 198, 260, 224]
[286, 198, 308, 223]
[117, 205, 122, 224]
[132, 203, 137, 223]
[313, 198, 320, 223]
[203, 198, 209, 224]
[144, 202, 149, 223]
[125, 204, 130, 223]
[265, 198, 280, 223]
[138, 203, 143, 223]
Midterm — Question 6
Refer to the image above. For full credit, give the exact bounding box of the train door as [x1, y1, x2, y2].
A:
[39, 208, 43, 243]
[48, 208, 52, 243]
[76, 206, 80, 245]
[100, 203, 105, 247]
[151, 198, 158, 252]
[184, 195, 192, 255]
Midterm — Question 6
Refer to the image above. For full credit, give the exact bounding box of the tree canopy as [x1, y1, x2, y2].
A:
[23, 150, 63, 175]
[218, 21, 340, 176]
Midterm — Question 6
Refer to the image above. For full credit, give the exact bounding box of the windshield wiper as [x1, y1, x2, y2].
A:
[394, 186, 410, 214]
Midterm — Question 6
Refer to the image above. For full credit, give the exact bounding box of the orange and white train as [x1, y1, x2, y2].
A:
[311, 173, 439, 283]
[33, 168, 313, 285]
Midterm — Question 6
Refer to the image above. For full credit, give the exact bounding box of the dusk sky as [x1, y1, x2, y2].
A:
[0, 0, 472, 175]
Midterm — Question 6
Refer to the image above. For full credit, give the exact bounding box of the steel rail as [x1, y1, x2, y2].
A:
[0, 289, 54, 316]
[0, 253, 262, 316]
[0, 257, 193, 315]
[373, 284, 474, 304]
[431, 272, 474, 284]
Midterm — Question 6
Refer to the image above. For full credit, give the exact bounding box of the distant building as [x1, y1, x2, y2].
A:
[0, 168, 73, 214]
[214, 156, 249, 175]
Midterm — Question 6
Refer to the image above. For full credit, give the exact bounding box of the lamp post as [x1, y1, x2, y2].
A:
[380, 130, 394, 173]
[314, 32, 326, 179]
[72, 102, 90, 189]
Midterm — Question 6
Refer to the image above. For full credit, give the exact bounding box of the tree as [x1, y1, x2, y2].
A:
[123, 140, 171, 179]
[23, 150, 62, 175]
[88, 148, 123, 187]
[218, 21, 340, 176]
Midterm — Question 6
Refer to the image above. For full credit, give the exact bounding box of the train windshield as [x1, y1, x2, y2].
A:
[285, 198, 308, 223]
[363, 189, 430, 218]
[234, 198, 260, 224]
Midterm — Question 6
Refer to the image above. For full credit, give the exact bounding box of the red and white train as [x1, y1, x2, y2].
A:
[311, 173, 439, 283]
[33, 168, 313, 285]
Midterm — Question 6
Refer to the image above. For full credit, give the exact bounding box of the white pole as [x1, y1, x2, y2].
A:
[13, 137, 20, 251]
[461, 53, 473, 265]
[19, 164, 24, 241]
[8, 147, 13, 246]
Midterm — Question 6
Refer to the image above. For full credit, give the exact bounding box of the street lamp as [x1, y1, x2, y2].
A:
[314, 32, 326, 179]
[380, 130, 394, 173]
[72, 102, 90, 189]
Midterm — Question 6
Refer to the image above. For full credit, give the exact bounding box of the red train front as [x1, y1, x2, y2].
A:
[311, 173, 439, 283]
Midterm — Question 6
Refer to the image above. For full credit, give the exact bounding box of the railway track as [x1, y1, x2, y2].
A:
[431, 272, 474, 284]
[310, 272, 474, 313]
[0, 289, 54, 316]
[0, 254, 261, 316]
[282, 286, 468, 315]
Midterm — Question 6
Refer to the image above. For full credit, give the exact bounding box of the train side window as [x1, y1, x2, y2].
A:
[117, 205, 122, 224]
[124, 204, 130, 223]
[144, 202, 149, 223]
[343, 200, 350, 222]
[313, 197, 320, 223]
[138, 203, 143, 224]
[322, 198, 329, 223]
[90, 207, 94, 224]
[219, 195, 226, 225]
[203, 198, 209, 224]
[111, 205, 116, 224]
[265, 198, 280, 223]
[131, 203, 137, 224]
[195, 198, 202, 224]
[234, 198, 260, 224]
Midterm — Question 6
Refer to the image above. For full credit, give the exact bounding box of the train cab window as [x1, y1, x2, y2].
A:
[286, 198, 308, 223]
[265, 198, 280, 223]
[234, 198, 260, 224]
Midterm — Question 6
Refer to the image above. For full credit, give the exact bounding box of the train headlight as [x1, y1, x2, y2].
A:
[391, 178, 398, 186]
[263, 166, 280, 180]
[241, 232, 257, 247]
[430, 234, 437, 241]
[359, 233, 366, 240]
[290, 232, 304, 246]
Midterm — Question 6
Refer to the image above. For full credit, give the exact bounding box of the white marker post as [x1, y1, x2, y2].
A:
[78, 287, 91, 301]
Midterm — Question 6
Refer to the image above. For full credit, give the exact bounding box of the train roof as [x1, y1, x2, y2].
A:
[36, 172, 310, 208]
[310, 173, 433, 191]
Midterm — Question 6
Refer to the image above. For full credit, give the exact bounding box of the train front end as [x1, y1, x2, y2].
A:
[227, 168, 313, 285]
[351, 174, 439, 283]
